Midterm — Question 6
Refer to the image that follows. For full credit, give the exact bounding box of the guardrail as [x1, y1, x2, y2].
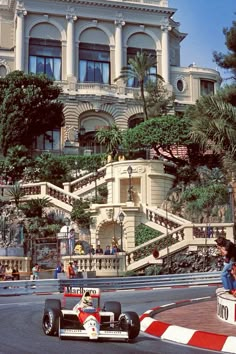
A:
[0, 271, 221, 296]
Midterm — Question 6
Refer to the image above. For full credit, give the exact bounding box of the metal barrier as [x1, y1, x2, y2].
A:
[0, 272, 221, 296]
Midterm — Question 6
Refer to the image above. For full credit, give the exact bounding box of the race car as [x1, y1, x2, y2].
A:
[42, 287, 140, 341]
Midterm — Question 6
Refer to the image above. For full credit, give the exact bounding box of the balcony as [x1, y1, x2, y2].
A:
[56, 81, 140, 99]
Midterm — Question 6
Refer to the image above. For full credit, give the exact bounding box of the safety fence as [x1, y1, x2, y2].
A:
[0, 271, 221, 296]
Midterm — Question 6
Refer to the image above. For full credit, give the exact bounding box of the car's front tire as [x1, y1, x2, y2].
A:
[119, 311, 140, 340]
[42, 308, 61, 336]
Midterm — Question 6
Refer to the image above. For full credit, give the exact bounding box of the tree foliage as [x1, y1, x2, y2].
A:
[3, 145, 31, 183]
[122, 115, 191, 166]
[213, 18, 236, 81]
[0, 71, 64, 155]
[95, 124, 123, 158]
[187, 94, 236, 162]
[145, 80, 175, 118]
[71, 198, 91, 228]
[115, 52, 164, 120]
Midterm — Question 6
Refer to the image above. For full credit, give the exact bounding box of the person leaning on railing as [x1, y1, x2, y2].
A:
[215, 237, 236, 296]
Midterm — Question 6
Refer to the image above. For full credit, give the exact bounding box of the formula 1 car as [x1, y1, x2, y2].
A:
[42, 287, 140, 341]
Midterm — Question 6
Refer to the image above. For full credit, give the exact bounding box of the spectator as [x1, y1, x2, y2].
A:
[104, 245, 111, 255]
[215, 237, 236, 292]
[96, 245, 103, 254]
[67, 261, 75, 279]
[12, 265, 20, 280]
[111, 245, 121, 255]
[89, 244, 95, 255]
[32, 263, 40, 280]
[0, 263, 4, 280]
[54, 262, 62, 279]
[73, 260, 79, 278]
[4, 266, 13, 280]
[68, 228, 76, 256]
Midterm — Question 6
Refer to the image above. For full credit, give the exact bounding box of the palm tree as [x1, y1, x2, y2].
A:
[7, 182, 25, 208]
[95, 124, 123, 159]
[189, 95, 236, 156]
[114, 51, 164, 120]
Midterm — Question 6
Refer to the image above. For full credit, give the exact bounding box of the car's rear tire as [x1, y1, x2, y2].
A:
[103, 301, 121, 321]
[119, 311, 140, 340]
[42, 308, 61, 336]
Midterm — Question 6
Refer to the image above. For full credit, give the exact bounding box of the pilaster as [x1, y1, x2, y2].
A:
[66, 10, 77, 79]
[161, 18, 171, 83]
[15, 2, 27, 71]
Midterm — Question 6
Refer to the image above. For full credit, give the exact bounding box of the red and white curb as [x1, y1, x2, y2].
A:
[140, 297, 236, 353]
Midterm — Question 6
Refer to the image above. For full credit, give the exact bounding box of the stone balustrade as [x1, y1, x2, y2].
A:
[63, 254, 126, 277]
[0, 256, 31, 279]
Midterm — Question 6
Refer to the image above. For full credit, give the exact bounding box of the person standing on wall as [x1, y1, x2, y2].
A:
[68, 228, 75, 256]
[32, 263, 40, 280]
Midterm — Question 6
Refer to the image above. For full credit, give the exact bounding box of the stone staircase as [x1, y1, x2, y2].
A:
[126, 205, 233, 271]
[1, 168, 234, 273]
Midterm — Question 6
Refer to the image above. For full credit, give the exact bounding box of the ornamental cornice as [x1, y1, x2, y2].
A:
[57, 0, 175, 15]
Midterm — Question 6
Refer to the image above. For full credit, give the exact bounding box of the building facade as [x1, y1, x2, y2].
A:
[0, 0, 221, 155]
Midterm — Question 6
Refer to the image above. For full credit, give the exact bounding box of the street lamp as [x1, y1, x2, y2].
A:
[93, 170, 98, 201]
[127, 165, 133, 202]
[64, 217, 71, 259]
[118, 211, 125, 251]
[78, 126, 86, 139]
[228, 184, 235, 223]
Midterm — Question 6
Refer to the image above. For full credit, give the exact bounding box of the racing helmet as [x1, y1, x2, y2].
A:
[83, 295, 93, 307]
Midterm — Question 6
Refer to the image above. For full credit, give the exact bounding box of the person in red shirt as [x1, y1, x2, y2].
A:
[67, 262, 75, 279]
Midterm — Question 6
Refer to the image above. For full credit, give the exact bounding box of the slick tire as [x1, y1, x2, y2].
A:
[42, 308, 61, 336]
[119, 311, 140, 340]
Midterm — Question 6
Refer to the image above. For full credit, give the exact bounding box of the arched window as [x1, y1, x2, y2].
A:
[79, 43, 110, 84]
[29, 38, 61, 80]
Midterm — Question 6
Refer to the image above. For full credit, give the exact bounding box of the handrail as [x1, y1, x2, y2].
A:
[0, 272, 221, 296]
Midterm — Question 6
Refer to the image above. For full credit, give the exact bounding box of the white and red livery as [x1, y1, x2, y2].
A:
[42, 287, 140, 341]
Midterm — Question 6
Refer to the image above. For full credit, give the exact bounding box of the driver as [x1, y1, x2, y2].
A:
[81, 295, 93, 308]
[73, 293, 94, 312]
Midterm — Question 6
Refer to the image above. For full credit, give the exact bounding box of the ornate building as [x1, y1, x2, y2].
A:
[0, 0, 221, 155]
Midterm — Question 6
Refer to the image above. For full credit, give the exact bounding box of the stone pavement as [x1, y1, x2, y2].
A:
[155, 299, 236, 337]
[140, 294, 236, 353]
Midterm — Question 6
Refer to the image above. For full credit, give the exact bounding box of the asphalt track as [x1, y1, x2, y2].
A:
[0, 285, 227, 354]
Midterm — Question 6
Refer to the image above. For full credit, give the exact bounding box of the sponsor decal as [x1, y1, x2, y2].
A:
[217, 298, 229, 320]
[62, 329, 84, 333]
[103, 331, 123, 334]
[65, 287, 99, 296]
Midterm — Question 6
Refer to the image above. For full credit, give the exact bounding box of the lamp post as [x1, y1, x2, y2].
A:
[64, 217, 71, 260]
[78, 125, 86, 155]
[118, 211, 125, 251]
[228, 184, 235, 223]
[94, 169, 98, 201]
[228, 183, 235, 243]
[127, 165, 133, 202]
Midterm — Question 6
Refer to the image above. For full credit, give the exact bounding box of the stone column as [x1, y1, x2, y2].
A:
[66, 13, 77, 79]
[15, 5, 27, 71]
[114, 17, 125, 78]
[161, 19, 171, 83]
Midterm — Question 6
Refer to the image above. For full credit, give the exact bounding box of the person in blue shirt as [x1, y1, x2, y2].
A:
[54, 262, 62, 279]
[104, 245, 111, 255]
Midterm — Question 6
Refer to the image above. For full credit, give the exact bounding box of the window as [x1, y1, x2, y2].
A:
[177, 79, 184, 92]
[34, 129, 60, 151]
[29, 39, 61, 80]
[200, 80, 214, 96]
[127, 48, 156, 88]
[79, 43, 110, 84]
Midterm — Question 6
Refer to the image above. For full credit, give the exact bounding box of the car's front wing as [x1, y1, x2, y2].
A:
[59, 328, 129, 340]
